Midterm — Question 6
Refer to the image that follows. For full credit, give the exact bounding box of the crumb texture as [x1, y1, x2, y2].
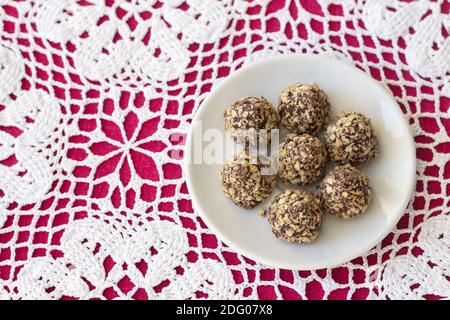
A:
[224, 96, 278, 146]
[318, 164, 371, 219]
[220, 151, 276, 209]
[324, 111, 378, 167]
[278, 83, 330, 134]
[278, 134, 327, 185]
[263, 189, 323, 243]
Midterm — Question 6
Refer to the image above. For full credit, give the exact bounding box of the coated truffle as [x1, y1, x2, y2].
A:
[220, 151, 276, 209]
[278, 84, 330, 134]
[278, 134, 327, 185]
[224, 96, 278, 146]
[324, 111, 378, 167]
[318, 164, 371, 219]
[261, 189, 323, 243]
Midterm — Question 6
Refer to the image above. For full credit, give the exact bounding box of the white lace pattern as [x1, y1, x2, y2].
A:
[0, 0, 448, 300]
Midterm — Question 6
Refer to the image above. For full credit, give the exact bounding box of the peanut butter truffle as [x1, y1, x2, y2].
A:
[220, 151, 276, 209]
[278, 84, 330, 134]
[224, 96, 278, 146]
[261, 189, 323, 243]
[324, 111, 378, 167]
[278, 134, 327, 185]
[318, 164, 371, 219]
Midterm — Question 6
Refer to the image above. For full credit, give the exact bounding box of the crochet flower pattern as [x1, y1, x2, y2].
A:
[31, 0, 229, 86]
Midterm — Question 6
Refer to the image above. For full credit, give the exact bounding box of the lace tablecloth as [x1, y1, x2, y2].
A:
[0, 0, 449, 300]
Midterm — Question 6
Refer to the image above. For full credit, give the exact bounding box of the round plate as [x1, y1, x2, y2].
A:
[185, 54, 416, 270]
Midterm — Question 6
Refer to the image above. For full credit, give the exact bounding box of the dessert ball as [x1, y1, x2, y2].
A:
[278, 134, 327, 185]
[318, 164, 371, 219]
[224, 96, 278, 146]
[220, 151, 276, 209]
[261, 189, 323, 243]
[324, 111, 378, 167]
[278, 83, 330, 134]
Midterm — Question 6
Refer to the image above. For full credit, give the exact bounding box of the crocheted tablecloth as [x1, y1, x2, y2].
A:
[0, 0, 449, 300]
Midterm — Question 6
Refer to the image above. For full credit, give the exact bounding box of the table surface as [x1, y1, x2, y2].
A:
[0, 0, 449, 300]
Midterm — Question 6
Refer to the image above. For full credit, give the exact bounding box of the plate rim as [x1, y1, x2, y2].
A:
[184, 53, 417, 270]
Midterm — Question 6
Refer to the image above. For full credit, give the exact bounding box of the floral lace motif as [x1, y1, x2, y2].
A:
[0, 0, 449, 300]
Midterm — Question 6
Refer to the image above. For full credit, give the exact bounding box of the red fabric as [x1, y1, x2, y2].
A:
[0, 0, 449, 300]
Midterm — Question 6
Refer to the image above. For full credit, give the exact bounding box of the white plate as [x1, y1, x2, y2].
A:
[185, 54, 416, 270]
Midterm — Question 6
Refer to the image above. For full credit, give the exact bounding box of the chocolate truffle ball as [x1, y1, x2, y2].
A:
[318, 164, 371, 219]
[324, 111, 378, 167]
[278, 83, 330, 134]
[220, 151, 276, 209]
[261, 189, 323, 243]
[278, 134, 327, 185]
[224, 96, 278, 146]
